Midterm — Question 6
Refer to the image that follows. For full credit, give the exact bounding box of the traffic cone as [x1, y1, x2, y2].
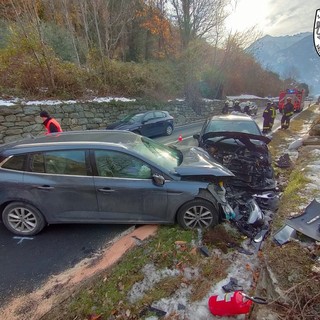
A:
[178, 134, 183, 142]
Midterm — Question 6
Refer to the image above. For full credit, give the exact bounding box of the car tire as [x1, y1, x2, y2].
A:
[165, 125, 173, 136]
[177, 199, 219, 230]
[2, 202, 46, 236]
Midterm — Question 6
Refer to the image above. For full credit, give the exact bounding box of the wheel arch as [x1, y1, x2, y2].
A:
[175, 188, 222, 223]
[1, 199, 48, 224]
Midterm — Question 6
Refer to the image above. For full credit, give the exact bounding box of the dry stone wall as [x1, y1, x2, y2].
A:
[0, 100, 223, 144]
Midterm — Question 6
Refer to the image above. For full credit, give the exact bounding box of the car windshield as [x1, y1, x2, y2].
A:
[131, 136, 182, 171]
[121, 113, 144, 124]
[205, 119, 261, 135]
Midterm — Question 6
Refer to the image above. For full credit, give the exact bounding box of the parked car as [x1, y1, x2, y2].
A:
[239, 101, 258, 116]
[106, 110, 174, 137]
[0, 130, 235, 236]
[193, 114, 276, 193]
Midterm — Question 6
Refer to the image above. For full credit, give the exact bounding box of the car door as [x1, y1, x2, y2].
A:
[92, 149, 168, 222]
[23, 150, 99, 223]
[153, 111, 168, 135]
[140, 112, 157, 137]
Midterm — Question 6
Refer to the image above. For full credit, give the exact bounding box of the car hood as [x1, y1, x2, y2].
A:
[175, 147, 234, 177]
[202, 131, 271, 144]
[106, 121, 138, 130]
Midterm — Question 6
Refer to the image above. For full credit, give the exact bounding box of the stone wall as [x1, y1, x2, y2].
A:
[0, 100, 223, 144]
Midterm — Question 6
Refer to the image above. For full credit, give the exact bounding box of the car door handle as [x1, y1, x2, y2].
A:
[98, 188, 115, 193]
[34, 185, 54, 190]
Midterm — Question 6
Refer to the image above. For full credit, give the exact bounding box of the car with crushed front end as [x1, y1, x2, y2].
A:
[193, 114, 277, 197]
[106, 110, 174, 137]
[0, 130, 237, 236]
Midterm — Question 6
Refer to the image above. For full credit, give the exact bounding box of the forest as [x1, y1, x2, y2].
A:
[0, 0, 307, 106]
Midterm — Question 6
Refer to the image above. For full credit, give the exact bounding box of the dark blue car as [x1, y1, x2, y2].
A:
[106, 110, 174, 137]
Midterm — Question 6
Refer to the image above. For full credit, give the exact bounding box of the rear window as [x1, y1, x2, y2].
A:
[1, 154, 26, 171]
[29, 150, 87, 176]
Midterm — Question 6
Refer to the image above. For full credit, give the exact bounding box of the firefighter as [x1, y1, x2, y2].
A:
[233, 100, 241, 112]
[281, 97, 294, 129]
[243, 101, 251, 115]
[262, 102, 274, 134]
[269, 102, 277, 131]
[222, 100, 229, 114]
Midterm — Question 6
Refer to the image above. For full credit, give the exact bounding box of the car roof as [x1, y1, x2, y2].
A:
[208, 114, 253, 122]
[0, 130, 139, 153]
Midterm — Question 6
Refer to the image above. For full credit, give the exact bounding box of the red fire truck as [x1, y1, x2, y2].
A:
[278, 88, 305, 113]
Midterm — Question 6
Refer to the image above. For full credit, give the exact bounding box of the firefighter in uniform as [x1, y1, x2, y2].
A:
[222, 100, 229, 114]
[40, 111, 63, 134]
[233, 100, 241, 112]
[281, 97, 294, 129]
[262, 102, 277, 133]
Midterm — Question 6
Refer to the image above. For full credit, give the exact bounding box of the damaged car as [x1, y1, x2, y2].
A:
[193, 114, 278, 211]
[0, 130, 238, 236]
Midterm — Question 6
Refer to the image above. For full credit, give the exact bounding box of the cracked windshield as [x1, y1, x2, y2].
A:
[0, 1, 320, 320]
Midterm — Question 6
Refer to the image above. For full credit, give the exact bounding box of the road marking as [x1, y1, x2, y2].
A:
[13, 236, 34, 244]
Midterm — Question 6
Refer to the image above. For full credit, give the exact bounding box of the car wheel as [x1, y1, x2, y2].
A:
[2, 202, 46, 236]
[165, 125, 173, 136]
[177, 199, 219, 230]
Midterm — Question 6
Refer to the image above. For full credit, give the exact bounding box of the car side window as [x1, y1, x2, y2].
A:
[154, 111, 165, 118]
[1, 154, 26, 171]
[30, 151, 87, 176]
[143, 112, 154, 122]
[95, 150, 152, 179]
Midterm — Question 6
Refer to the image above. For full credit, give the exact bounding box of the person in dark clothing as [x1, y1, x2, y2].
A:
[233, 100, 241, 112]
[262, 102, 276, 134]
[281, 97, 294, 129]
[222, 100, 229, 114]
[40, 111, 63, 134]
[243, 102, 251, 115]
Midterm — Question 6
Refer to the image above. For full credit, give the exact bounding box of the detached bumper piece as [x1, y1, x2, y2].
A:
[273, 199, 320, 245]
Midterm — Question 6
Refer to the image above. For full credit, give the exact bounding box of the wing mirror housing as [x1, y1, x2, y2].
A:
[152, 173, 165, 186]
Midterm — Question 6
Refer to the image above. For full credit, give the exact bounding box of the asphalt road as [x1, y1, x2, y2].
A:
[0, 106, 290, 308]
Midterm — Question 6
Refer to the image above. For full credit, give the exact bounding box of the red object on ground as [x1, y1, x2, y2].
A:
[178, 134, 183, 141]
[208, 291, 253, 316]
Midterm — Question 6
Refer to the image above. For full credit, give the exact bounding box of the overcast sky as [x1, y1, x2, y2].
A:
[225, 0, 319, 37]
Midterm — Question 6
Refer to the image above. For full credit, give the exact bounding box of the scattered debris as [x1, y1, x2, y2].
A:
[222, 277, 243, 292]
[274, 199, 320, 245]
[275, 153, 292, 168]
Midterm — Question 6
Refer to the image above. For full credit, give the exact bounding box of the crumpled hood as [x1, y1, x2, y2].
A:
[175, 147, 234, 177]
[202, 131, 271, 144]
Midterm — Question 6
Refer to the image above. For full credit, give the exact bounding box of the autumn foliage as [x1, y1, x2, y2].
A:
[0, 0, 287, 101]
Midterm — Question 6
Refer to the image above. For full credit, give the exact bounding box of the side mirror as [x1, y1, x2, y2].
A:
[193, 133, 200, 140]
[152, 173, 165, 186]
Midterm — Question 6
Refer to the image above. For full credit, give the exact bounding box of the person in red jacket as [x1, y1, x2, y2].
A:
[40, 111, 63, 134]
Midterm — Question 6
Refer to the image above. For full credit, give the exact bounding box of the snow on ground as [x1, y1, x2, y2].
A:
[0, 97, 136, 107]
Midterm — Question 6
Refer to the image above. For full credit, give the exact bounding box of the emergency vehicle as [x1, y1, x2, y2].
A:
[278, 88, 305, 113]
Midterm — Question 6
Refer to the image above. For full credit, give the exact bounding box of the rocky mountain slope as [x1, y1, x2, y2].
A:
[248, 32, 320, 94]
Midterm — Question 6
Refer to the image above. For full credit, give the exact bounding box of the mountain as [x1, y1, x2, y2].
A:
[247, 32, 320, 94]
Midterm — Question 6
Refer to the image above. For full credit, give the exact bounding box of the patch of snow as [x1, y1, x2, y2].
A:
[0, 96, 136, 107]
[226, 94, 268, 100]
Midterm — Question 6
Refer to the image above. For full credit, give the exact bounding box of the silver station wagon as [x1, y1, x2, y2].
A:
[0, 130, 234, 236]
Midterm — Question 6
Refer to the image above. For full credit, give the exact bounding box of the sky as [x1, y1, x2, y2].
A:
[225, 0, 319, 37]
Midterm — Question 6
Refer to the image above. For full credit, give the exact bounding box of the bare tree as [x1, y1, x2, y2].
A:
[169, 0, 229, 49]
